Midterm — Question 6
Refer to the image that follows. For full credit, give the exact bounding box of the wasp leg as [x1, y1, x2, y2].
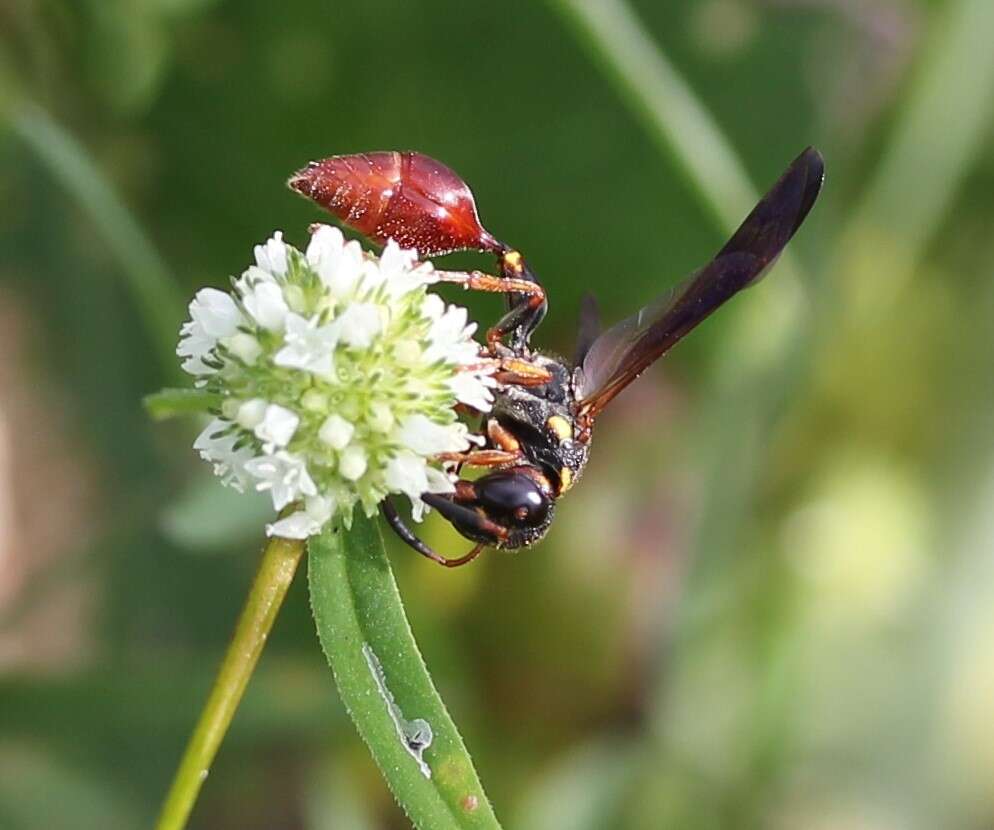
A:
[455, 357, 552, 390]
[486, 292, 548, 353]
[380, 498, 485, 567]
[487, 419, 520, 453]
[435, 449, 521, 467]
[435, 269, 545, 298]
[493, 358, 553, 387]
[435, 268, 548, 351]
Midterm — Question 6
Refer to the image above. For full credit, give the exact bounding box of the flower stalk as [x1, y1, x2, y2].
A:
[154, 531, 306, 830]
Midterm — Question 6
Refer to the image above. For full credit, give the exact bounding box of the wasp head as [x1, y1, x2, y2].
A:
[423, 466, 555, 550]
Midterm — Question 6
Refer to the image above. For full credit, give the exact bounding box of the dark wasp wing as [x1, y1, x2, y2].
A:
[572, 293, 602, 366]
[577, 147, 824, 419]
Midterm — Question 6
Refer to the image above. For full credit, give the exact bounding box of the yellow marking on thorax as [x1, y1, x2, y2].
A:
[503, 250, 524, 273]
[547, 415, 573, 442]
[559, 467, 574, 492]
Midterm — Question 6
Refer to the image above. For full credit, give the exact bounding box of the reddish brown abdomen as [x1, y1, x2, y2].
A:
[288, 151, 502, 257]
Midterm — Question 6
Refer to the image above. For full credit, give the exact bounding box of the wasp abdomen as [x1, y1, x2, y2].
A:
[289, 151, 502, 257]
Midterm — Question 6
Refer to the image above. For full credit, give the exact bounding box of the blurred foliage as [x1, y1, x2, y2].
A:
[4, 0, 994, 828]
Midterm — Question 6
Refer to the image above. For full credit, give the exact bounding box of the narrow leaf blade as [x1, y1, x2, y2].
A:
[308, 514, 501, 829]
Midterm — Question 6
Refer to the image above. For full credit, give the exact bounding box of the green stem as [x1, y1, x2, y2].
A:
[154, 533, 306, 830]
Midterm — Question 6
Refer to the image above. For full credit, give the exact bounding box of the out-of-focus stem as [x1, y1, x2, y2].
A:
[154, 533, 306, 830]
[9, 103, 183, 377]
[549, 0, 756, 235]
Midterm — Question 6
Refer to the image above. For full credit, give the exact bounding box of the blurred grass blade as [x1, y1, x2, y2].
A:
[841, 0, 994, 296]
[9, 103, 184, 375]
[549, 0, 756, 237]
[308, 514, 500, 830]
[547, 0, 806, 368]
[143, 388, 219, 420]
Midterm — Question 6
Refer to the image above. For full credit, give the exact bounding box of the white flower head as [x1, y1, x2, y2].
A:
[177, 225, 496, 538]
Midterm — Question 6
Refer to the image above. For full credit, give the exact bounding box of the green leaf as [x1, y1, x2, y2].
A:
[308, 513, 500, 830]
[143, 388, 219, 420]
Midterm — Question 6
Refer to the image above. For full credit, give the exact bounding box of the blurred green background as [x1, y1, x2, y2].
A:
[4, 1, 994, 827]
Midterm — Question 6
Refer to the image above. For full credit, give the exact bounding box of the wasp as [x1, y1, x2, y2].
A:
[289, 148, 824, 566]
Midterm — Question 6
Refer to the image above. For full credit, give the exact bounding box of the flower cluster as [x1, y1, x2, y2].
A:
[178, 227, 495, 539]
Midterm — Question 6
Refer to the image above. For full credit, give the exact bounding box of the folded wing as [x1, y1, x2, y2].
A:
[577, 147, 824, 419]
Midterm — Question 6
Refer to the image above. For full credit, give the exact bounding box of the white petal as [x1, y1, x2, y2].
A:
[449, 372, 494, 412]
[335, 302, 383, 349]
[243, 281, 289, 331]
[193, 418, 255, 491]
[378, 239, 437, 297]
[266, 511, 317, 539]
[411, 466, 457, 522]
[254, 230, 288, 277]
[224, 332, 262, 365]
[189, 288, 243, 339]
[244, 451, 316, 510]
[177, 320, 216, 376]
[318, 414, 354, 450]
[423, 303, 481, 365]
[236, 398, 268, 429]
[254, 404, 299, 448]
[339, 445, 368, 481]
[425, 466, 456, 494]
[234, 264, 277, 297]
[385, 451, 436, 521]
[273, 312, 337, 379]
[306, 224, 345, 265]
[421, 293, 445, 321]
[396, 414, 469, 455]
[307, 225, 364, 298]
[379, 239, 418, 276]
[266, 494, 336, 539]
[385, 451, 429, 501]
[178, 289, 244, 377]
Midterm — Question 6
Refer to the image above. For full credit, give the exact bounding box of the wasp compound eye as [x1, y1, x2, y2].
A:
[474, 470, 552, 529]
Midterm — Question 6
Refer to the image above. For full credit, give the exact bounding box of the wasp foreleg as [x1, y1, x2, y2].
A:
[380, 498, 486, 567]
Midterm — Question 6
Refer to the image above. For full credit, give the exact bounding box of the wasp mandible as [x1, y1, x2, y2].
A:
[289, 148, 824, 566]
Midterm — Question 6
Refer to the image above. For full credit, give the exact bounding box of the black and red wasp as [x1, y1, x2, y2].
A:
[289, 148, 824, 566]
